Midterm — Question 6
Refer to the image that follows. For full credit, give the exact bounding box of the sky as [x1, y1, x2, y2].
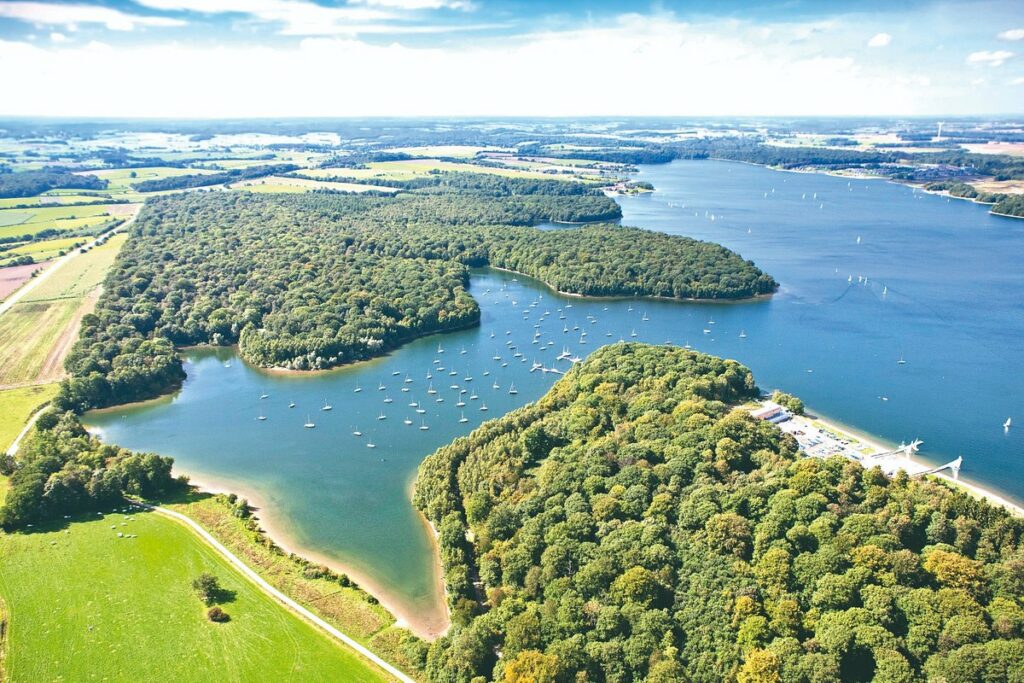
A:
[0, 0, 1022, 117]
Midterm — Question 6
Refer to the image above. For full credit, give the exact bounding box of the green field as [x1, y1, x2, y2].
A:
[302, 158, 564, 182]
[166, 494, 425, 677]
[0, 234, 127, 386]
[0, 203, 123, 240]
[234, 176, 396, 194]
[0, 236, 86, 267]
[88, 166, 220, 194]
[0, 384, 57, 452]
[21, 232, 126, 302]
[0, 511, 390, 682]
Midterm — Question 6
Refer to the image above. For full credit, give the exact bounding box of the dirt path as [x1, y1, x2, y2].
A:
[36, 290, 98, 383]
[146, 504, 415, 683]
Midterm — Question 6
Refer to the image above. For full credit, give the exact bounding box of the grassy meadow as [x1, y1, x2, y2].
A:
[0, 510, 390, 682]
[0, 234, 126, 387]
[0, 203, 125, 240]
[0, 384, 57, 452]
[167, 494, 425, 676]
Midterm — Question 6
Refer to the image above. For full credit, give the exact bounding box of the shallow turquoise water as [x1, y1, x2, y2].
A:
[86, 159, 1024, 624]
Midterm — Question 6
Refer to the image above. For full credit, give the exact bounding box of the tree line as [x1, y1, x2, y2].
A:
[414, 343, 1024, 683]
[0, 168, 108, 198]
[130, 163, 299, 192]
[56, 183, 774, 411]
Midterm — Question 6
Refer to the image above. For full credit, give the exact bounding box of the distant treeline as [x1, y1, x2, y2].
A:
[57, 180, 773, 411]
[130, 163, 299, 192]
[319, 151, 416, 168]
[925, 181, 1024, 218]
[0, 168, 108, 198]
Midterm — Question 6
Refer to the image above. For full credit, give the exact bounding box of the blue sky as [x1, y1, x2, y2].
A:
[0, 0, 1021, 116]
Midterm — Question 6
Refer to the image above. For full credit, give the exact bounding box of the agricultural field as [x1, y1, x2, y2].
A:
[0, 203, 128, 240]
[233, 175, 397, 194]
[84, 166, 221, 196]
[0, 234, 127, 387]
[20, 232, 126, 301]
[0, 383, 57, 452]
[0, 236, 87, 267]
[390, 145, 494, 158]
[0, 262, 48, 301]
[0, 510, 390, 682]
[0, 194, 117, 209]
[303, 158, 570, 182]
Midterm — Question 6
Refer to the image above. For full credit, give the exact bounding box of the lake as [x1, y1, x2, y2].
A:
[86, 159, 1024, 633]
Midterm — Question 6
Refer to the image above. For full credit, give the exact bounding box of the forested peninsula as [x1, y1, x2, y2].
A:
[57, 176, 775, 411]
[414, 343, 1024, 683]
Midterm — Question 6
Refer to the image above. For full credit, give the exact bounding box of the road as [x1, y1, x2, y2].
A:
[145, 503, 415, 683]
[0, 208, 136, 318]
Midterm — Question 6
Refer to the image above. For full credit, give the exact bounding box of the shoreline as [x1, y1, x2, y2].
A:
[486, 265, 775, 305]
[180, 471, 450, 641]
[764, 402, 1024, 517]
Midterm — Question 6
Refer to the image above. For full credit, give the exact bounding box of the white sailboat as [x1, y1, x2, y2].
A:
[257, 412, 267, 421]
[508, 383, 518, 395]
[459, 412, 469, 424]
[304, 415, 316, 429]
[1005, 417, 1013, 430]
[322, 400, 333, 411]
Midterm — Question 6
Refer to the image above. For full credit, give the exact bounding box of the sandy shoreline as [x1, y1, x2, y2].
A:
[778, 405, 1024, 518]
[181, 471, 450, 640]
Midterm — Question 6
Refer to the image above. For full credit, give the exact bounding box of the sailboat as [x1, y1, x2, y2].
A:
[288, 401, 295, 408]
[508, 383, 518, 395]
[353, 427, 362, 436]
[304, 415, 316, 429]
[383, 395, 393, 404]
[427, 383, 437, 395]
[322, 400, 333, 411]
[259, 393, 269, 400]
[404, 417, 413, 425]
[367, 438, 376, 449]
[378, 382, 386, 391]
[377, 411, 386, 421]
[739, 330, 747, 339]
[404, 374, 412, 384]
[437, 344, 444, 354]
[480, 403, 488, 412]
[353, 385, 362, 393]
[1004, 417, 1012, 430]
[257, 412, 267, 421]
[459, 412, 469, 424]
[897, 354, 907, 365]
[420, 420, 429, 431]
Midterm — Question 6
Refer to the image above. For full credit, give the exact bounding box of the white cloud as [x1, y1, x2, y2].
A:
[134, 0, 480, 35]
[0, 16, 949, 118]
[349, 0, 473, 9]
[997, 28, 1024, 41]
[867, 32, 892, 48]
[1011, 77, 1024, 85]
[0, 2, 185, 31]
[49, 32, 68, 42]
[967, 50, 1014, 67]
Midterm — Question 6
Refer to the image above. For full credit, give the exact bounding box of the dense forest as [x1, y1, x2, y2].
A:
[130, 163, 298, 192]
[0, 410, 180, 529]
[992, 194, 1024, 218]
[0, 168, 108, 197]
[414, 343, 1024, 683]
[57, 182, 774, 411]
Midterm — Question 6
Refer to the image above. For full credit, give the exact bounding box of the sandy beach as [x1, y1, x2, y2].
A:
[761, 403, 1024, 517]
[180, 471, 450, 640]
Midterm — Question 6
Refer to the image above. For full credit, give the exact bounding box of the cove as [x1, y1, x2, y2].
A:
[85, 159, 1024, 636]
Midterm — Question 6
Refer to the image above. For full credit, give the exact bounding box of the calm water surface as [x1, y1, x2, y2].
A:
[86, 160, 1024, 625]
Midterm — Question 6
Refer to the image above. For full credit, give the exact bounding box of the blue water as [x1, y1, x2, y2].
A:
[86, 159, 1024, 628]
[619, 160, 1023, 496]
